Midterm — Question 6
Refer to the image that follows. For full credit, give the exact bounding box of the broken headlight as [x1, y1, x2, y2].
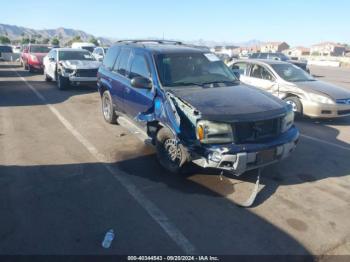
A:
[196, 120, 234, 144]
[281, 110, 294, 133]
[63, 67, 74, 74]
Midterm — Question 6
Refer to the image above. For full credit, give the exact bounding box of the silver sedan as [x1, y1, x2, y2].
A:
[229, 59, 350, 118]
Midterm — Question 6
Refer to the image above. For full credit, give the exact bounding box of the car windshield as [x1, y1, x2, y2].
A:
[59, 51, 95, 61]
[81, 46, 95, 52]
[271, 63, 315, 82]
[154, 52, 238, 87]
[269, 53, 289, 61]
[0, 46, 13, 52]
[30, 46, 50, 53]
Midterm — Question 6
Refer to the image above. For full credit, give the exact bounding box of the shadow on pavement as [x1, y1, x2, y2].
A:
[0, 161, 311, 256]
[0, 63, 98, 107]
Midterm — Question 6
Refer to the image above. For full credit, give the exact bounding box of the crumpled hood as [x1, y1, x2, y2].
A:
[61, 60, 101, 70]
[168, 84, 288, 122]
[296, 80, 350, 100]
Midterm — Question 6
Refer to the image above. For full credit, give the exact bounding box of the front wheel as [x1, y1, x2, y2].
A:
[102, 90, 118, 124]
[284, 96, 303, 116]
[156, 127, 190, 175]
[57, 73, 70, 90]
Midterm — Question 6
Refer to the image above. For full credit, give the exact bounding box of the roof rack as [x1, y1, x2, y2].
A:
[116, 39, 183, 45]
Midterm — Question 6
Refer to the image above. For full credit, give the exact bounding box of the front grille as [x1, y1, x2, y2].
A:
[234, 118, 281, 144]
[338, 109, 350, 115]
[336, 98, 350, 105]
[75, 69, 98, 77]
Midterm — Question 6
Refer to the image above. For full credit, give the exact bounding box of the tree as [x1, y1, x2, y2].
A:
[42, 38, 50, 44]
[0, 35, 11, 44]
[89, 37, 99, 46]
[51, 38, 60, 46]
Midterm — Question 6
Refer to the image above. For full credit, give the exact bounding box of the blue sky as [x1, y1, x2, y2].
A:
[1, 0, 349, 46]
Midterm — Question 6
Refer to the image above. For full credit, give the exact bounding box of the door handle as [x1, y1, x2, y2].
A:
[125, 87, 131, 94]
[107, 78, 112, 83]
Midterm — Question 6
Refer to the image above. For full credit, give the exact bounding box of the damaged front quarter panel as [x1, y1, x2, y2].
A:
[136, 91, 201, 145]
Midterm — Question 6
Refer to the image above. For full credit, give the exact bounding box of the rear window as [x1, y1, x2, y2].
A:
[103, 46, 120, 70]
[114, 48, 131, 76]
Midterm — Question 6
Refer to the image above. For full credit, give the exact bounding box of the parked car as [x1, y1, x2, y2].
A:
[0, 45, 13, 61]
[230, 60, 350, 118]
[97, 40, 299, 176]
[92, 47, 109, 61]
[71, 42, 96, 53]
[249, 52, 310, 73]
[12, 45, 22, 54]
[43, 48, 101, 90]
[21, 44, 51, 72]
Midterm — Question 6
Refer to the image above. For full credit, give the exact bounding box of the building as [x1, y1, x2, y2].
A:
[310, 42, 347, 56]
[284, 46, 310, 57]
[233, 46, 260, 56]
[211, 45, 239, 57]
[260, 42, 290, 53]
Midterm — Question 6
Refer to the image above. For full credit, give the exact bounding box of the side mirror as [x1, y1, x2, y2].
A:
[49, 57, 55, 62]
[131, 76, 152, 89]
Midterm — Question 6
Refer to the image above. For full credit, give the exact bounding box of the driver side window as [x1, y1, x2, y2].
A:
[250, 64, 274, 81]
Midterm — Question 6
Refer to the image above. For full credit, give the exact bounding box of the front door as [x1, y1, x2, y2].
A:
[123, 50, 155, 118]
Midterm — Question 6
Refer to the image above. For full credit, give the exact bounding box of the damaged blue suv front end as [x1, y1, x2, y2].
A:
[98, 41, 299, 177]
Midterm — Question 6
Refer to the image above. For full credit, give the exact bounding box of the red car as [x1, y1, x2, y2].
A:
[21, 44, 51, 72]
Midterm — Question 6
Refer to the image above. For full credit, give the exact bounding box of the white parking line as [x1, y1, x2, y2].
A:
[12, 68, 198, 255]
[300, 134, 350, 152]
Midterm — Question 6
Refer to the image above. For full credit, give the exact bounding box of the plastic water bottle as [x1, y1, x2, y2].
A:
[102, 229, 115, 248]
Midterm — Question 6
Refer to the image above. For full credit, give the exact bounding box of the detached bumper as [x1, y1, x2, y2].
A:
[192, 126, 299, 176]
[302, 100, 350, 118]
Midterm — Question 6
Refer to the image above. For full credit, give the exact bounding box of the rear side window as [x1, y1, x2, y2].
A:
[258, 53, 268, 59]
[233, 62, 248, 75]
[129, 54, 150, 79]
[103, 46, 120, 71]
[114, 48, 131, 76]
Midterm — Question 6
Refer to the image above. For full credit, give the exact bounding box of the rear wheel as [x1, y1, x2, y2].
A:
[28, 65, 34, 73]
[156, 127, 190, 175]
[102, 90, 118, 124]
[284, 96, 303, 116]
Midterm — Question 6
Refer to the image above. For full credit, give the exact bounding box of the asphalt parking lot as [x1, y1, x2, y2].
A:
[0, 62, 350, 256]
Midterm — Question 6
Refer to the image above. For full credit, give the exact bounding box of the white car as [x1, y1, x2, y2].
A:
[43, 48, 101, 90]
[71, 42, 96, 53]
[92, 47, 109, 62]
[229, 59, 350, 118]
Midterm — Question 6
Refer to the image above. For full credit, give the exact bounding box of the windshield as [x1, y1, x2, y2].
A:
[59, 51, 95, 61]
[154, 52, 238, 87]
[30, 46, 50, 53]
[269, 53, 289, 61]
[81, 46, 95, 52]
[0, 46, 13, 53]
[271, 63, 314, 82]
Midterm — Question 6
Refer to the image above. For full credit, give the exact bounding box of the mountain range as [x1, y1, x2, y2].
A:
[0, 23, 113, 45]
[0, 23, 263, 47]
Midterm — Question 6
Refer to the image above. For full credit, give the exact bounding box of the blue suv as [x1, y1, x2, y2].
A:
[97, 40, 299, 175]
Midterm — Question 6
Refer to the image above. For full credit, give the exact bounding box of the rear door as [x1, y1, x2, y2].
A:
[123, 49, 155, 118]
[110, 47, 132, 113]
[245, 63, 279, 96]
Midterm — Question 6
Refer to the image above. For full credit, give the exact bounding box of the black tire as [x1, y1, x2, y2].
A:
[24, 62, 29, 70]
[45, 72, 52, 82]
[156, 127, 190, 175]
[102, 90, 118, 124]
[57, 73, 70, 90]
[28, 65, 34, 73]
[284, 96, 303, 116]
